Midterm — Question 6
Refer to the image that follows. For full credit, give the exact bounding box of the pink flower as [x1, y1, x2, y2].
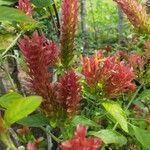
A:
[81, 51, 103, 87]
[60, 124, 102, 150]
[128, 53, 144, 71]
[18, 0, 32, 16]
[81, 51, 136, 97]
[105, 63, 136, 97]
[56, 69, 81, 117]
[60, 0, 78, 68]
[27, 142, 38, 150]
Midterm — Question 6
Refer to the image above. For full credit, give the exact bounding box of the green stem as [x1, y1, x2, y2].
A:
[2, 32, 23, 57]
[3, 64, 17, 92]
[40, 127, 62, 143]
[126, 84, 143, 110]
[0, 132, 17, 150]
[113, 84, 143, 130]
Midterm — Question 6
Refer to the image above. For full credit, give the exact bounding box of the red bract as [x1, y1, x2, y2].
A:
[128, 53, 144, 71]
[114, 0, 150, 33]
[56, 69, 81, 117]
[105, 63, 136, 97]
[81, 51, 136, 97]
[81, 51, 103, 87]
[60, 124, 102, 150]
[27, 142, 38, 150]
[18, 31, 59, 114]
[99, 56, 117, 82]
[18, 0, 32, 16]
[60, 0, 78, 68]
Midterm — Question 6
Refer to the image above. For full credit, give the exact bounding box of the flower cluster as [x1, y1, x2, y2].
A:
[128, 53, 144, 71]
[81, 51, 103, 87]
[60, 124, 102, 150]
[114, 0, 150, 33]
[81, 51, 136, 97]
[60, 0, 78, 68]
[105, 63, 136, 97]
[18, 0, 32, 16]
[56, 69, 81, 118]
[18, 31, 82, 119]
[18, 31, 59, 115]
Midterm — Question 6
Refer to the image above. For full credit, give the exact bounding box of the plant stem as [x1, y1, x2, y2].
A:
[126, 84, 143, 110]
[113, 84, 143, 130]
[3, 64, 17, 91]
[2, 32, 23, 57]
[0, 132, 17, 150]
[41, 127, 62, 143]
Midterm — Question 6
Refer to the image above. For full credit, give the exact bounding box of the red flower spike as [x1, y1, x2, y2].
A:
[27, 142, 38, 150]
[114, 0, 150, 33]
[81, 51, 103, 87]
[60, 0, 78, 68]
[18, 31, 59, 114]
[60, 124, 103, 150]
[105, 63, 136, 97]
[56, 69, 81, 117]
[18, 0, 32, 16]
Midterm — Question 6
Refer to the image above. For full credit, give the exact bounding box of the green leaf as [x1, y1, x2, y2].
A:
[0, 33, 17, 50]
[0, 6, 34, 23]
[136, 89, 150, 101]
[131, 125, 150, 150]
[102, 101, 128, 132]
[0, 0, 17, 5]
[31, 0, 51, 8]
[89, 129, 127, 146]
[0, 92, 22, 109]
[71, 115, 99, 127]
[17, 113, 49, 127]
[4, 96, 42, 127]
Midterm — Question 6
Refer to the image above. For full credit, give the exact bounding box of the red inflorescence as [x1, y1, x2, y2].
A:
[81, 51, 136, 97]
[18, 31, 59, 113]
[128, 53, 144, 71]
[18, 0, 32, 16]
[105, 63, 136, 97]
[81, 51, 103, 87]
[114, 0, 150, 33]
[60, 0, 78, 68]
[60, 124, 103, 150]
[56, 69, 81, 117]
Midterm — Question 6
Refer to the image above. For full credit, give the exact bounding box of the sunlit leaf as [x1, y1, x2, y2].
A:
[0, 92, 22, 109]
[4, 96, 42, 127]
[89, 129, 127, 145]
[0, 6, 34, 23]
[102, 101, 128, 132]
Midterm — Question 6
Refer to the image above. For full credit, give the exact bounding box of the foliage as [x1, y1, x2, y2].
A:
[0, 0, 150, 149]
